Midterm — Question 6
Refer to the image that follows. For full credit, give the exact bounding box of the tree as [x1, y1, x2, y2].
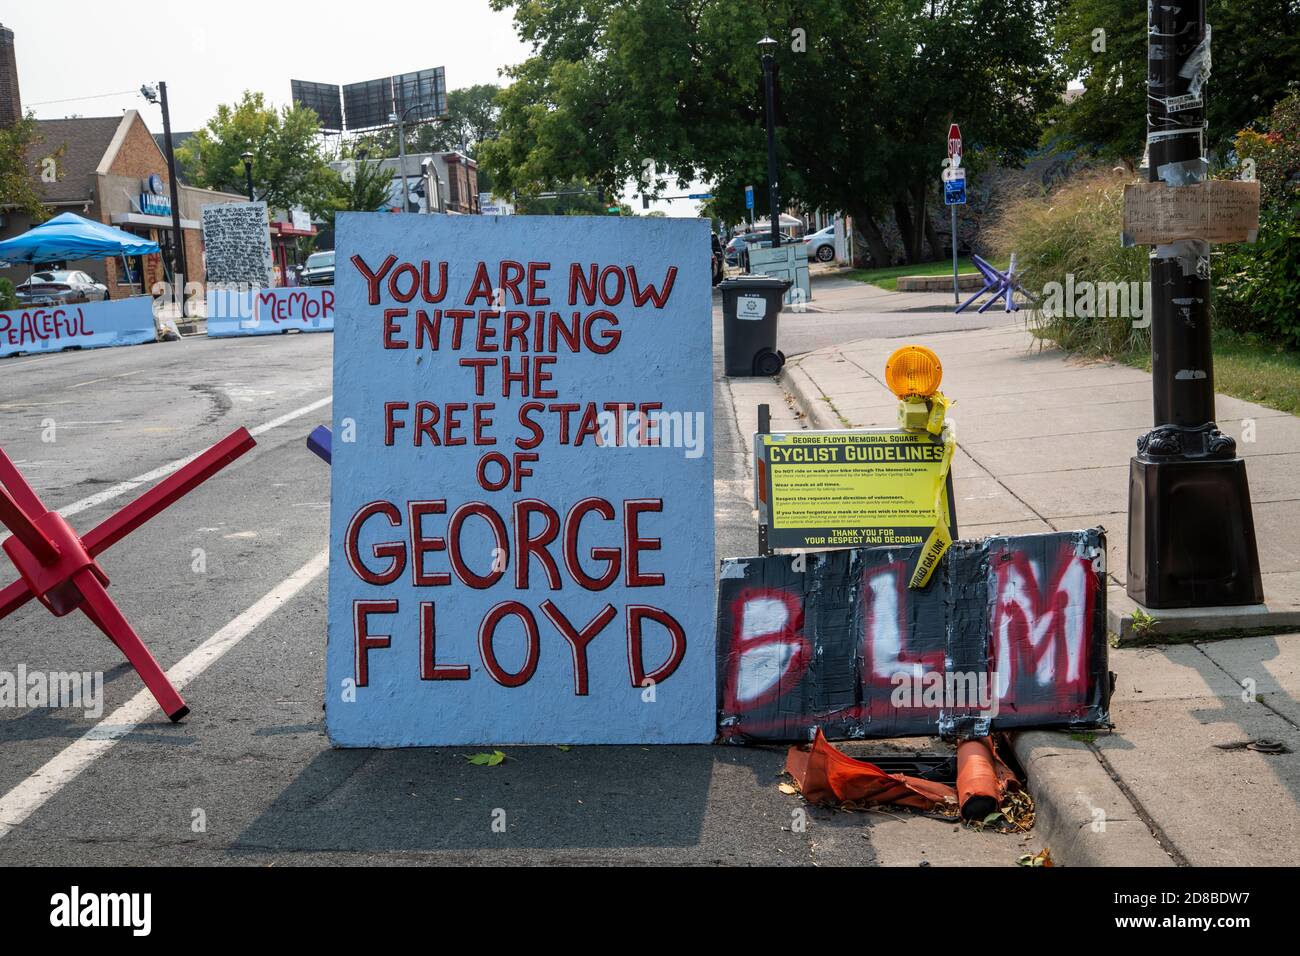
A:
[514, 180, 629, 215]
[323, 157, 394, 229]
[0, 113, 63, 222]
[178, 91, 338, 218]
[481, 0, 1063, 264]
[1047, 0, 1300, 161]
[412, 84, 502, 156]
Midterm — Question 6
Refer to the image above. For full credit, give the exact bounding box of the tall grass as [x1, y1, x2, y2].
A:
[984, 170, 1149, 358]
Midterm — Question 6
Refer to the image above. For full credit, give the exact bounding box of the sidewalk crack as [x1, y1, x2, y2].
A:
[1088, 744, 1188, 866]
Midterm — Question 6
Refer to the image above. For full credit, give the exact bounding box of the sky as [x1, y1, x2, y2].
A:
[5, 1, 708, 217]
[6, 2, 528, 132]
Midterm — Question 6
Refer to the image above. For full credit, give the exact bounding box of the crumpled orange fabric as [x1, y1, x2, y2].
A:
[785, 729, 958, 811]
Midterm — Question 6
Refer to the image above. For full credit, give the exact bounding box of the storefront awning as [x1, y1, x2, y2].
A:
[112, 212, 200, 230]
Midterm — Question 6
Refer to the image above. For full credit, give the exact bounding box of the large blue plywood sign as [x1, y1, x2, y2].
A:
[326, 214, 716, 746]
[0, 297, 156, 358]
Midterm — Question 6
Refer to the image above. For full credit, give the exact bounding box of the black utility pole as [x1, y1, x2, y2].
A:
[759, 36, 780, 248]
[1128, 0, 1263, 608]
[242, 152, 255, 202]
[157, 82, 188, 316]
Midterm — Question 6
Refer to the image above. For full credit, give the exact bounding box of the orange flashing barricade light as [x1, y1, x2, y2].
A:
[881, 344, 957, 589]
[885, 344, 943, 399]
[887, 345, 946, 433]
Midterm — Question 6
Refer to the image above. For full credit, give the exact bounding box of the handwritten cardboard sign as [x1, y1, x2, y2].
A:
[201, 202, 274, 287]
[206, 286, 335, 337]
[1122, 180, 1260, 245]
[325, 214, 715, 746]
[0, 297, 156, 358]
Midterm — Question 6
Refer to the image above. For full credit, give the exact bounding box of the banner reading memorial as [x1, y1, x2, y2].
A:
[756, 430, 956, 550]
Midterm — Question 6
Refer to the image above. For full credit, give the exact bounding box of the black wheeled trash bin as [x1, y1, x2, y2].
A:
[720, 274, 790, 377]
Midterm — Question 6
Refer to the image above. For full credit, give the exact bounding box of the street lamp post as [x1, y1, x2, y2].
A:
[758, 37, 781, 250]
[1127, 0, 1263, 608]
[389, 103, 434, 214]
[389, 112, 410, 213]
[241, 152, 255, 202]
[139, 82, 188, 317]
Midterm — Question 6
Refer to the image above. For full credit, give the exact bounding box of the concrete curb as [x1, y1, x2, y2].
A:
[780, 361, 840, 431]
[1107, 585, 1300, 645]
[1012, 731, 1174, 867]
[896, 273, 983, 293]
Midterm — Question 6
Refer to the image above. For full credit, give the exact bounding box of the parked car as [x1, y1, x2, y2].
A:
[300, 250, 335, 286]
[726, 231, 799, 271]
[711, 232, 724, 285]
[724, 233, 754, 267]
[14, 270, 108, 306]
[803, 224, 837, 263]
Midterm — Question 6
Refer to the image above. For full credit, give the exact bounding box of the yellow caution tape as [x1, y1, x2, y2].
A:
[925, 392, 953, 435]
[909, 422, 956, 589]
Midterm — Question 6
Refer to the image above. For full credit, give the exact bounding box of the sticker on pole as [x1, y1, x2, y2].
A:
[944, 172, 967, 206]
[327, 214, 716, 746]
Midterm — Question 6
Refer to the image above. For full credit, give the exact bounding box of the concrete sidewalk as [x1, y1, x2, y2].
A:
[783, 323, 1300, 630]
[777, 306, 1300, 867]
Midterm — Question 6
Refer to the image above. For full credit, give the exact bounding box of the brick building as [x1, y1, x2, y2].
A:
[327, 151, 480, 216]
[0, 24, 244, 296]
[0, 111, 247, 296]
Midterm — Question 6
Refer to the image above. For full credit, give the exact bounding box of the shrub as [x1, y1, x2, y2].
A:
[984, 169, 1148, 358]
[0, 277, 18, 311]
[1215, 91, 1300, 348]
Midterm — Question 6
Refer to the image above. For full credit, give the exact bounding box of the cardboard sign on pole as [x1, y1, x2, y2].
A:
[1121, 180, 1260, 245]
[326, 214, 716, 746]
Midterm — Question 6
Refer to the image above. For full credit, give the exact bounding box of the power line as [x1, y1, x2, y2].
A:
[26, 89, 141, 108]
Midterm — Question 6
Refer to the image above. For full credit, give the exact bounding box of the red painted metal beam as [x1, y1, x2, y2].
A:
[0, 427, 257, 720]
[81, 428, 255, 556]
[0, 482, 61, 566]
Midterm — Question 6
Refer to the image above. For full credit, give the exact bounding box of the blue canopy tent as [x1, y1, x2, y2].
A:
[0, 212, 163, 298]
[0, 212, 160, 264]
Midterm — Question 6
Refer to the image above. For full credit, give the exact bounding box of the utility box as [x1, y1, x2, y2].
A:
[747, 241, 811, 306]
[720, 274, 789, 377]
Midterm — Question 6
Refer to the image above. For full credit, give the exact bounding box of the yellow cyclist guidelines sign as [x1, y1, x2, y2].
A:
[755, 429, 957, 551]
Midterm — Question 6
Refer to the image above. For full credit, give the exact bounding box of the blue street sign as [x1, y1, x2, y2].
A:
[688, 193, 713, 201]
[944, 178, 966, 206]
[745, 185, 754, 210]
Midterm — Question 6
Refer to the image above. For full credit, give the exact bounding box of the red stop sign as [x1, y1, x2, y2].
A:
[948, 123, 962, 166]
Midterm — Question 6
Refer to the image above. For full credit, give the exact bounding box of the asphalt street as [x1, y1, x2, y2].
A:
[0, 292, 1029, 866]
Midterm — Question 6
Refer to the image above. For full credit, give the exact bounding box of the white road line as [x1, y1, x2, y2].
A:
[57, 395, 332, 521]
[246, 396, 333, 438]
[0, 357, 65, 371]
[0, 548, 329, 842]
[67, 370, 144, 390]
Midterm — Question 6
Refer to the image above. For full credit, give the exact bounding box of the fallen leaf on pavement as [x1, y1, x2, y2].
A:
[1017, 848, 1054, 868]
